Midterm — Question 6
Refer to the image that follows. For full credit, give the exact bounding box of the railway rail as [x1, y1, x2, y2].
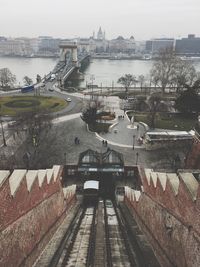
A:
[46, 200, 160, 267]
[59, 207, 96, 267]
[104, 200, 137, 267]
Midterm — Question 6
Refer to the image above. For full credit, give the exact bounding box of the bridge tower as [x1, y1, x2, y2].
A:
[59, 42, 78, 66]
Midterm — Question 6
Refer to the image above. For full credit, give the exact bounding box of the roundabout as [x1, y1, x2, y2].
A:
[4, 99, 40, 108]
[0, 95, 68, 116]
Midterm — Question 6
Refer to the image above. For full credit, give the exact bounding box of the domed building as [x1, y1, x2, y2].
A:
[91, 27, 108, 53]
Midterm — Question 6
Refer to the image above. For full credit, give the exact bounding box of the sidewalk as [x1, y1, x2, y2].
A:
[94, 96, 146, 149]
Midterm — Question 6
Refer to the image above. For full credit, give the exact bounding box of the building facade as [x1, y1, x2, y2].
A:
[175, 34, 200, 56]
[145, 38, 175, 54]
[109, 36, 136, 54]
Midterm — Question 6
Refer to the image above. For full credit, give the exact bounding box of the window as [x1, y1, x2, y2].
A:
[127, 170, 134, 177]
[68, 168, 76, 175]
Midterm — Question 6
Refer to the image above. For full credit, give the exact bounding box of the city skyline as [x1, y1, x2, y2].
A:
[0, 0, 199, 40]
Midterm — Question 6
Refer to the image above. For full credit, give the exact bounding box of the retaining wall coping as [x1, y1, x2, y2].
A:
[26, 170, 38, 192]
[167, 173, 180, 196]
[179, 172, 199, 201]
[38, 170, 47, 187]
[9, 169, 27, 196]
[0, 170, 10, 187]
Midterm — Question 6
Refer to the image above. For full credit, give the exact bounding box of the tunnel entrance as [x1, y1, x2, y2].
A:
[77, 149, 124, 199]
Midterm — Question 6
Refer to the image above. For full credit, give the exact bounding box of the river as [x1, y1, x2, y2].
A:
[0, 56, 200, 87]
[0, 56, 57, 86]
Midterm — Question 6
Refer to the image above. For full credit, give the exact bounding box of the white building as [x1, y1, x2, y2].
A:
[0, 39, 25, 56]
[109, 36, 136, 54]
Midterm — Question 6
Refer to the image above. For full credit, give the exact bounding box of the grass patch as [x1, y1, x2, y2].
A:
[0, 95, 67, 116]
[131, 111, 196, 131]
[88, 122, 111, 133]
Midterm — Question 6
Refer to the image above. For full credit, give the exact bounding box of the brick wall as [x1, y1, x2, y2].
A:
[0, 174, 61, 231]
[124, 167, 200, 267]
[185, 139, 200, 168]
[0, 166, 77, 267]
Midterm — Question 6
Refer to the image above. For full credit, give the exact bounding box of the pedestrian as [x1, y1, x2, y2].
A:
[105, 140, 108, 147]
[137, 125, 139, 131]
[74, 137, 78, 145]
[102, 140, 105, 146]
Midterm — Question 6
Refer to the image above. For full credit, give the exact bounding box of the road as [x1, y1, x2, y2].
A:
[0, 81, 187, 171]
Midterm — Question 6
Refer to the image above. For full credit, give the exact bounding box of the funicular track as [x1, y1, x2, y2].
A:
[103, 199, 146, 267]
[48, 200, 159, 267]
[49, 205, 97, 267]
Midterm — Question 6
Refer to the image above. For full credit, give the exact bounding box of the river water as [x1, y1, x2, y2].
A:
[0, 56, 200, 87]
[0, 57, 57, 86]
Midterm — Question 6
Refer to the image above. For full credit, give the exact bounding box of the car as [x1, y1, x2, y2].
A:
[66, 98, 71, 102]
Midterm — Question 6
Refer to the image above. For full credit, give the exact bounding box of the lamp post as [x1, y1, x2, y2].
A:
[133, 134, 135, 150]
[0, 105, 6, 146]
[0, 120, 6, 147]
[90, 74, 95, 100]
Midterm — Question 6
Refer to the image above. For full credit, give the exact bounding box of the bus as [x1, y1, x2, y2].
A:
[21, 85, 34, 93]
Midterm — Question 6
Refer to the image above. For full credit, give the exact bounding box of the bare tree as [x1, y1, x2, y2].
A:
[0, 68, 16, 89]
[138, 75, 145, 91]
[118, 74, 137, 95]
[169, 59, 198, 92]
[150, 48, 197, 94]
[12, 108, 55, 168]
[18, 109, 52, 144]
[147, 94, 168, 129]
[150, 48, 178, 93]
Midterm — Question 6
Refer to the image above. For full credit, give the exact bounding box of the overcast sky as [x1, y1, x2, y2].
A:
[0, 0, 199, 40]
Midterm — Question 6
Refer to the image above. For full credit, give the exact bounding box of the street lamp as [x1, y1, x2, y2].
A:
[133, 134, 135, 150]
[0, 105, 6, 146]
[90, 74, 95, 100]
[0, 120, 7, 147]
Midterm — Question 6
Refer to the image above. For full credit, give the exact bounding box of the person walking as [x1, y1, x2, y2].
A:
[74, 137, 78, 144]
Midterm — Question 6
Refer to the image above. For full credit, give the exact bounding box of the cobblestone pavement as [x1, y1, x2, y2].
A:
[43, 117, 186, 170]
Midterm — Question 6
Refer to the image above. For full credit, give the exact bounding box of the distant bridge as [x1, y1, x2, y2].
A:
[52, 41, 90, 85]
